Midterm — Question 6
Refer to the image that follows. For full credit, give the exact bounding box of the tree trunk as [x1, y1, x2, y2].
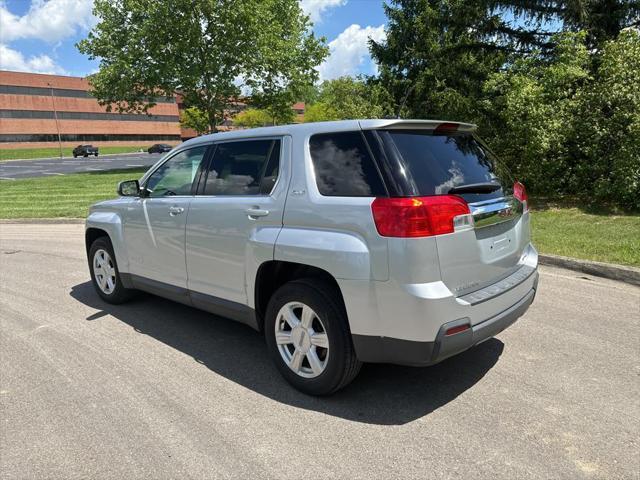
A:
[207, 109, 218, 134]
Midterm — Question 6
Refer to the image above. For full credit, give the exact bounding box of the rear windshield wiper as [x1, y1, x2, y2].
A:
[448, 182, 502, 194]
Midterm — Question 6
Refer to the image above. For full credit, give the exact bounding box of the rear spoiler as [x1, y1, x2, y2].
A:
[359, 119, 477, 133]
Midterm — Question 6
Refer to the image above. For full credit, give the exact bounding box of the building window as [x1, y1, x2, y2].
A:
[0, 84, 175, 103]
[0, 134, 182, 143]
[0, 110, 179, 122]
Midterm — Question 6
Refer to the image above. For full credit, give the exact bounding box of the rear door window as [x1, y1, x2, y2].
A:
[309, 131, 386, 197]
[378, 129, 511, 202]
[203, 139, 280, 196]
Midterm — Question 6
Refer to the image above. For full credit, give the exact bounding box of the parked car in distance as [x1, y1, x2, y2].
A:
[73, 145, 98, 157]
[85, 119, 539, 395]
[148, 143, 173, 154]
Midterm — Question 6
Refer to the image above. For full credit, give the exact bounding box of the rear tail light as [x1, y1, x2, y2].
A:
[371, 195, 471, 238]
[513, 181, 529, 211]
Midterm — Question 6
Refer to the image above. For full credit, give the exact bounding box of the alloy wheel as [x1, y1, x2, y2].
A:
[93, 248, 116, 295]
[275, 302, 329, 378]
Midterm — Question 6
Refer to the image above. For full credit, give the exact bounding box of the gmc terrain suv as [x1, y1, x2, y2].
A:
[85, 120, 539, 395]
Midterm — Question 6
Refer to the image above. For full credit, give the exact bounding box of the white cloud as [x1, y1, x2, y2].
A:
[299, 0, 346, 23]
[0, 43, 67, 74]
[0, 0, 95, 44]
[318, 24, 385, 80]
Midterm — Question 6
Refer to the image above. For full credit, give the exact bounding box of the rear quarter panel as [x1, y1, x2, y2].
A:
[275, 127, 388, 282]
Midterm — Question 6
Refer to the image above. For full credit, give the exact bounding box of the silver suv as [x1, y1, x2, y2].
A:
[86, 120, 538, 395]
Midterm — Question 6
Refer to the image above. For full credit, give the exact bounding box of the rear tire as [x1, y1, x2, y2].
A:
[265, 278, 361, 395]
[88, 237, 135, 304]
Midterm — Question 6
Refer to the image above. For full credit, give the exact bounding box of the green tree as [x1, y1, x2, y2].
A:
[179, 107, 211, 136]
[303, 77, 393, 122]
[371, 0, 640, 122]
[233, 109, 272, 128]
[249, 91, 296, 125]
[573, 30, 640, 210]
[78, 0, 327, 131]
[483, 30, 640, 210]
[370, 0, 508, 122]
[493, 0, 640, 50]
[304, 102, 339, 122]
[482, 32, 591, 196]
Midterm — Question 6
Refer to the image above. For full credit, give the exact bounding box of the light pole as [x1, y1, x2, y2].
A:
[47, 83, 63, 159]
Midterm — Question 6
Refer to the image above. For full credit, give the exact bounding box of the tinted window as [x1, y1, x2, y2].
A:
[309, 131, 386, 196]
[259, 141, 281, 194]
[204, 139, 280, 196]
[379, 130, 511, 201]
[145, 146, 207, 197]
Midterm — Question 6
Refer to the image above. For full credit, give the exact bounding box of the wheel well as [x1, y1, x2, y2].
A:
[85, 228, 109, 254]
[254, 261, 346, 331]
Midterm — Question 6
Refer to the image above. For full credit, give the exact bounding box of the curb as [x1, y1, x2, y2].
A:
[0, 218, 84, 224]
[539, 254, 640, 287]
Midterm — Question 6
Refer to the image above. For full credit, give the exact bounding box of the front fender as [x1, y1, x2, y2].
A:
[85, 211, 129, 273]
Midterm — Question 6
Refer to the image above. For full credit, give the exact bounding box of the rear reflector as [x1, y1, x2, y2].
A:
[445, 324, 470, 336]
[371, 195, 470, 238]
[513, 181, 529, 211]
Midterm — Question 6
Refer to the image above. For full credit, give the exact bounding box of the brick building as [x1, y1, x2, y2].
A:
[0, 70, 306, 149]
[0, 70, 182, 149]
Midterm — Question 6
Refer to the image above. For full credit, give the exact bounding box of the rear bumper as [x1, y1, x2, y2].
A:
[352, 272, 538, 366]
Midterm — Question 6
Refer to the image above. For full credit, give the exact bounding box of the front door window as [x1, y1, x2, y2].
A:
[146, 146, 207, 197]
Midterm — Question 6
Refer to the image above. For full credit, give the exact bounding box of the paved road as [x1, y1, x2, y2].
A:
[1, 223, 638, 480]
[0, 153, 162, 179]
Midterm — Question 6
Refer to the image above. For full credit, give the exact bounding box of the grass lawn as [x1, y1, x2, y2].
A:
[0, 145, 151, 161]
[0, 168, 146, 219]
[530, 207, 640, 267]
[0, 170, 638, 267]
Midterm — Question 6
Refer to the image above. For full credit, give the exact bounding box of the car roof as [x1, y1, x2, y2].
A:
[179, 119, 477, 148]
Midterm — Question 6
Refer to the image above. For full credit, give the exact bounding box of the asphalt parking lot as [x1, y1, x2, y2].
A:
[0, 153, 160, 179]
[1, 223, 638, 480]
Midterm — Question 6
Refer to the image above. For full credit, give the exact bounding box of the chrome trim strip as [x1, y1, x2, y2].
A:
[469, 195, 523, 229]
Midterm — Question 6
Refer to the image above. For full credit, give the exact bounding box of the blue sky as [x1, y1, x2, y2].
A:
[0, 0, 388, 79]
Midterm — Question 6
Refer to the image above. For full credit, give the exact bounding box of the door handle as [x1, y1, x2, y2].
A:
[169, 206, 185, 216]
[246, 207, 270, 219]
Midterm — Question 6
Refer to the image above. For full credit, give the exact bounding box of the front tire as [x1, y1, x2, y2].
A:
[265, 279, 361, 395]
[88, 237, 134, 304]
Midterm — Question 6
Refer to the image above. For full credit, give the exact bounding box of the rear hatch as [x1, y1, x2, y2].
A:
[373, 124, 531, 296]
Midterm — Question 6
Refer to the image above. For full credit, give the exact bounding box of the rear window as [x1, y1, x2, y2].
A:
[309, 131, 386, 197]
[378, 129, 511, 201]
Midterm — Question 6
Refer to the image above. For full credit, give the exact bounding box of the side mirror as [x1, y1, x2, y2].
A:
[117, 179, 140, 197]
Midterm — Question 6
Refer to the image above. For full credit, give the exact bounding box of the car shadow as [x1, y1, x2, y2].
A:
[70, 281, 504, 425]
